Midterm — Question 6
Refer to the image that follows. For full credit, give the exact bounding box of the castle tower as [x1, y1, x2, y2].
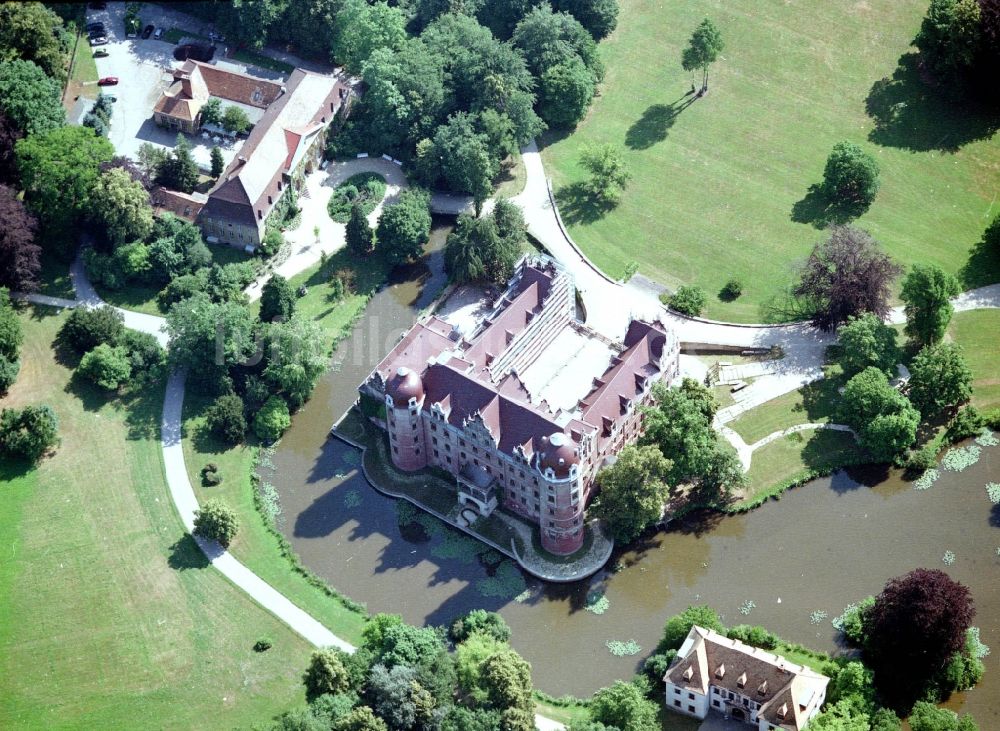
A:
[384, 367, 427, 471]
[536, 432, 586, 555]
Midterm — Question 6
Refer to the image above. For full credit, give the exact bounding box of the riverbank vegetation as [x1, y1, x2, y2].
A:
[543, 0, 1000, 321]
[0, 307, 314, 727]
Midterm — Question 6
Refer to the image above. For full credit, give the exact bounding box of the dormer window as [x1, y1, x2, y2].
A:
[715, 664, 725, 679]
[252, 89, 263, 103]
[757, 680, 768, 695]
[682, 666, 693, 681]
[736, 672, 747, 688]
[777, 703, 788, 719]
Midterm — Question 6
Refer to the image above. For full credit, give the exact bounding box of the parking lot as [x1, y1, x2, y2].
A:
[83, 3, 252, 171]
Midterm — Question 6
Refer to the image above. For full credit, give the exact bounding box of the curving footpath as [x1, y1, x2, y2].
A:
[722, 422, 857, 472]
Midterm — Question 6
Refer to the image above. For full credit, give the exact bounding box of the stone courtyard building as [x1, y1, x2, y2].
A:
[663, 626, 830, 730]
[360, 255, 680, 554]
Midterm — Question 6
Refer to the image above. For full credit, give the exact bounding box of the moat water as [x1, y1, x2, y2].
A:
[271, 224, 999, 725]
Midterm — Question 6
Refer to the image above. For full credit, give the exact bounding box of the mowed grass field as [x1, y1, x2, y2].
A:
[0, 308, 311, 729]
[543, 0, 1000, 321]
[950, 309, 1000, 411]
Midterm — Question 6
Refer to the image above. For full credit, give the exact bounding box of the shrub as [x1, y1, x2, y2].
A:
[205, 392, 247, 444]
[665, 285, 707, 317]
[158, 272, 208, 309]
[661, 605, 724, 651]
[59, 305, 124, 353]
[254, 395, 291, 443]
[449, 609, 512, 644]
[78, 343, 132, 390]
[118, 329, 166, 381]
[192, 497, 239, 547]
[201, 463, 222, 486]
[253, 637, 272, 652]
[0, 404, 59, 462]
[947, 406, 983, 443]
[327, 173, 386, 222]
[0, 289, 24, 361]
[720, 278, 743, 300]
[0, 356, 19, 393]
[726, 624, 779, 650]
[642, 651, 676, 685]
[905, 445, 938, 473]
[304, 648, 351, 699]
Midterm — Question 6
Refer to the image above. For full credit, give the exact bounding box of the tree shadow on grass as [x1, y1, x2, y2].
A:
[959, 232, 1000, 291]
[791, 184, 869, 229]
[624, 96, 695, 150]
[865, 53, 1000, 153]
[167, 534, 210, 570]
[554, 181, 620, 226]
[757, 287, 816, 325]
[0, 455, 37, 482]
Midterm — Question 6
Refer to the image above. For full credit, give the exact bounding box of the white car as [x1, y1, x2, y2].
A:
[153, 27, 164, 40]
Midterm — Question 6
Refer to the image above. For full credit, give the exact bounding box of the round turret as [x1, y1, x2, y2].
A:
[386, 366, 424, 407]
[539, 432, 579, 478]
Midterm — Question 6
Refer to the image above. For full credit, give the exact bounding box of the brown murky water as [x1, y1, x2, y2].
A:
[272, 226, 999, 724]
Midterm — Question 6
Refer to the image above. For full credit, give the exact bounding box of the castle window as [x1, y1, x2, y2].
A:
[548, 521, 554, 527]
[673, 701, 681, 708]
[432, 437, 438, 446]
[431, 424, 437, 432]
[393, 446, 398, 454]
[434, 449, 439, 458]
[687, 706, 695, 714]
[268, 196, 272, 205]
[547, 495, 555, 503]
[445, 443, 451, 451]
[688, 693, 694, 700]
[460, 439, 466, 447]
[473, 459, 479, 466]
[258, 210, 263, 220]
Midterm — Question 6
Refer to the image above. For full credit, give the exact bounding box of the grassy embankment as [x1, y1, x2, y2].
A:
[0, 308, 311, 729]
[543, 0, 1000, 321]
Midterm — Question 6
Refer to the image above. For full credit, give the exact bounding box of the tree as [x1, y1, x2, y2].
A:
[580, 143, 631, 205]
[101, 156, 153, 191]
[215, 0, 289, 50]
[822, 141, 881, 210]
[254, 395, 291, 442]
[262, 317, 328, 409]
[90, 168, 155, 248]
[589, 681, 659, 731]
[333, 0, 407, 74]
[794, 225, 901, 331]
[808, 698, 870, 731]
[165, 293, 256, 373]
[221, 105, 252, 136]
[915, 0, 983, 76]
[909, 700, 978, 731]
[0, 110, 23, 185]
[432, 113, 497, 206]
[345, 203, 375, 256]
[661, 605, 725, 651]
[0, 289, 22, 361]
[136, 142, 169, 180]
[59, 306, 125, 354]
[592, 444, 673, 543]
[836, 313, 900, 377]
[901, 264, 962, 347]
[260, 274, 296, 323]
[513, 5, 603, 82]
[303, 648, 351, 699]
[201, 98, 222, 127]
[334, 707, 388, 731]
[0, 59, 65, 136]
[367, 663, 423, 730]
[78, 344, 132, 391]
[869, 708, 902, 731]
[193, 497, 240, 547]
[0, 3, 69, 82]
[376, 188, 432, 265]
[450, 609, 512, 644]
[828, 661, 875, 711]
[206, 393, 247, 444]
[210, 146, 225, 178]
[445, 213, 520, 286]
[155, 135, 200, 194]
[553, 0, 619, 40]
[667, 285, 707, 316]
[0, 184, 41, 291]
[681, 18, 724, 93]
[863, 568, 975, 711]
[538, 57, 595, 129]
[840, 367, 919, 461]
[480, 649, 533, 713]
[15, 126, 114, 245]
[0, 404, 59, 463]
[908, 343, 973, 417]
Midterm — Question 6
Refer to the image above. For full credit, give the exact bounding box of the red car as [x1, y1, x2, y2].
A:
[98, 76, 119, 86]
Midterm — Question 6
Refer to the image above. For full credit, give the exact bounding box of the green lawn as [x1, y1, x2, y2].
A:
[729, 366, 845, 444]
[949, 309, 1000, 411]
[0, 307, 311, 729]
[65, 29, 99, 107]
[543, 0, 1000, 322]
[739, 429, 864, 507]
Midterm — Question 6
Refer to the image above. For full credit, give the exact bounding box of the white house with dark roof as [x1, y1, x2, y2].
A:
[663, 626, 829, 731]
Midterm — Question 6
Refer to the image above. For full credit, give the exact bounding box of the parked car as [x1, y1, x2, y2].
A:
[88, 28, 105, 39]
[93, 48, 109, 58]
[142, 25, 154, 39]
[153, 27, 164, 40]
[97, 76, 119, 86]
[89, 2, 107, 8]
[85, 22, 105, 33]
[89, 36, 108, 46]
[208, 31, 225, 42]
[174, 43, 216, 62]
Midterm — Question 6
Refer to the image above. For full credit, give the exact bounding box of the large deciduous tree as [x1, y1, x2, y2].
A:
[155, 135, 200, 194]
[795, 225, 901, 331]
[58, 305, 124, 354]
[0, 111, 23, 185]
[444, 211, 520, 286]
[376, 188, 432, 265]
[907, 342, 973, 417]
[836, 313, 900, 377]
[580, 143, 631, 205]
[333, 0, 407, 74]
[78, 344, 132, 391]
[900, 264, 962, 347]
[0, 184, 41, 292]
[592, 444, 673, 543]
[216, 0, 289, 50]
[589, 680, 659, 731]
[863, 568, 975, 711]
[89, 168, 155, 249]
[259, 274, 296, 323]
[193, 497, 240, 547]
[303, 648, 351, 699]
[822, 141, 881, 211]
[682, 18, 724, 93]
[165, 292, 257, 374]
[346, 202, 375, 256]
[15, 125, 114, 246]
[554, 0, 619, 40]
[0, 3, 70, 83]
[0, 404, 59, 463]
[0, 59, 65, 136]
[916, 0, 983, 76]
[840, 367, 919, 461]
[430, 113, 496, 206]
